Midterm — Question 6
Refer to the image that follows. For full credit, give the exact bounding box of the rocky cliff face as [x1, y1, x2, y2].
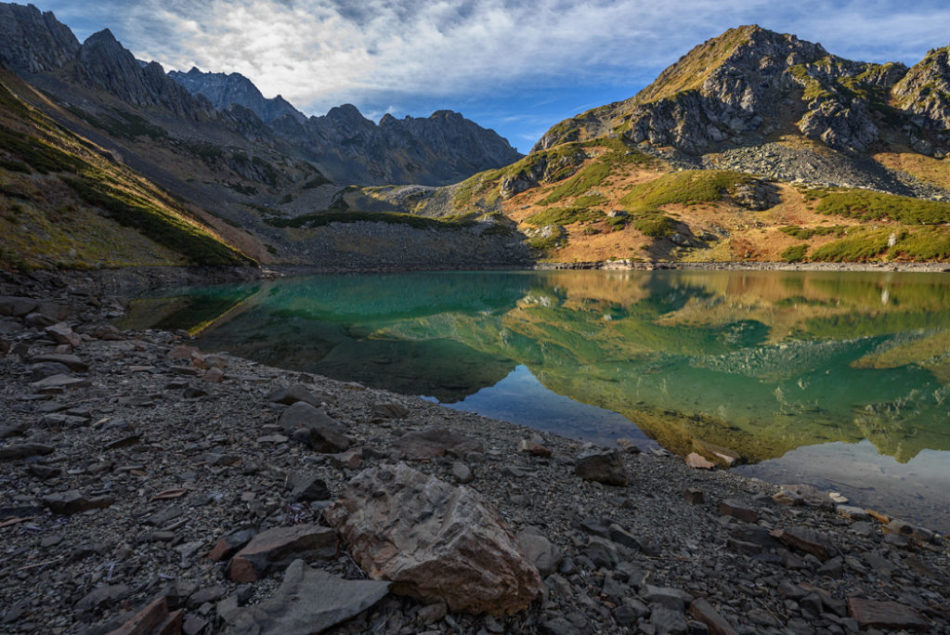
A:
[534, 25, 946, 160]
[168, 67, 306, 124]
[0, 3, 79, 73]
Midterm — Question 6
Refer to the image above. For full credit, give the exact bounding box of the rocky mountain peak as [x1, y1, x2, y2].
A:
[0, 2, 79, 73]
[168, 66, 306, 124]
[532, 25, 950, 160]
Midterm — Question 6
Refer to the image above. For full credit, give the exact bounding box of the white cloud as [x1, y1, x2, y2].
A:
[42, 0, 950, 120]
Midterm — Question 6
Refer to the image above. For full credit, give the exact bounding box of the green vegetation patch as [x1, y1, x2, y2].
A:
[525, 206, 605, 226]
[540, 141, 653, 206]
[891, 227, 950, 260]
[65, 177, 251, 266]
[809, 228, 892, 262]
[620, 170, 753, 212]
[779, 225, 846, 240]
[781, 244, 808, 262]
[632, 213, 678, 238]
[264, 210, 476, 231]
[0, 123, 85, 174]
[811, 189, 950, 225]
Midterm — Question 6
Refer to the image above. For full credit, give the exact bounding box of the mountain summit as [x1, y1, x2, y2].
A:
[534, 25, 945, 161]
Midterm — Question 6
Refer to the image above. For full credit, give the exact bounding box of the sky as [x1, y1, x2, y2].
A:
[32, 0, 950, 153]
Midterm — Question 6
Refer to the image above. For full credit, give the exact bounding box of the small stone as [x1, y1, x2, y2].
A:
[279, 402, 352, 453]
[417, 601, 447, 625]
[689, 598, 737, 635]
[30, 353, 88, 372]
[836, 505, 870, 521]
[451, 461, 473, 483]
[608, 523, 642, 551]
[266, 384, 330, 408]
[168, 345, 198, 360]
[517, 528, 562, 577]
[42, 490, 114, 514]
[44, 323, 81, 348]
[0, 443, 54, 460]
[685, 453, 715, 469]
[229, 524, 337, 582]
[847, 598, 928, 631]
[718, 499, 757, 523]
[684, 488, 704, 505]
[574, 449, 627, 486]
[208, 529, 257, 562]
[203, 367, 224, 383]
[76, 584, 131, 611]
[770, 527, 834, 561]
[615, 438, 641, 454]
[29, 374, 90, 392]
[372, 401, 410, 419]
[288, 473, 332, 502]
[518, 438, 552, 457]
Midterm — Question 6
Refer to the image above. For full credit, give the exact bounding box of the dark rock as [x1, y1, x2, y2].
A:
[718, 499, 757, 523]
[771, 527, 835, 561]
[608, 523, 642, 551]
[29, 374, 90, 392]
[207, 529, 256, 562]
[0, 443, 54, 460]
[186, 585, 226, 609]
[42, 490, 114, 514]
[0, 296, 37, 317]
[77, 584, 131, 611]
[287, 473, 331, 502]
[517, 528, 562, 577]
[265, 384, 328, 408]
[325, 462, 542, 615]
[847, 598, 929, 631]
[372, 401, 409, 419]
[229, 524, 337, 582]
[684, 488, 704, 505]
[105, 595, 183, 635]
[689, 598, 738, 635]
[278, 402, 351, 453]
[574, 449, 627, 486]
[392, 427, 484, 460]
[45, 322, 81, 348]
[222, 559, 391, 634]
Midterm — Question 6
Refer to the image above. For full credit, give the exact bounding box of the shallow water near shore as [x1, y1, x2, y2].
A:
[121, 269, 950, 532]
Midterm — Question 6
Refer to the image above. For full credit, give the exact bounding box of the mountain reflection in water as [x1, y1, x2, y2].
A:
[121, 269, 950, 531]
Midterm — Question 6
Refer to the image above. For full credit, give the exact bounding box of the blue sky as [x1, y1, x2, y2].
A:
[32, 0, 950, 153]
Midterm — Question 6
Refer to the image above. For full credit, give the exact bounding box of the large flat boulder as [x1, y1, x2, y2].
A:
[325, 463, 541, 615]
[223, 560, 390, 635]
[228, 524, 337, 582]
[278, 402, 351, 452]
[392, 427, 484, 460]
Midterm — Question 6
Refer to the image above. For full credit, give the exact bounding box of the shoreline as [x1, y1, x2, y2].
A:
[1, 269, 949, 632]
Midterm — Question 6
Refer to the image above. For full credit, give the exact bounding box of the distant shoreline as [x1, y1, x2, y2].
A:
[535, 260, 950, 272]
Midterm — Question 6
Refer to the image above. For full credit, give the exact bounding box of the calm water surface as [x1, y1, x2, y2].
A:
[122, 270, 950, 532]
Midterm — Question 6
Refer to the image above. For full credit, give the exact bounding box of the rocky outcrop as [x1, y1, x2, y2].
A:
[169, 67, 306, 124]
[75, 30, 217, 121]
[0, 3, 79, 73]
[892, 44, 950, 154]
[533, 25, 949, 161]
[325, 463, 542, 615]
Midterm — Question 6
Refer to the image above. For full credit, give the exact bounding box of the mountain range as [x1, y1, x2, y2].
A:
[0, 3, 949, 271]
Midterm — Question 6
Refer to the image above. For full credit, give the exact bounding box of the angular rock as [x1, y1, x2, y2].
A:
[574, 449, 627, 486]
[106, 595, 183, 635]
[518, 438, 552, 458]
[718, 499, 757, 523]
[29, 374, 90, 392]
[836, 505, 870, 521]
[608, 523, 642, 552]
[325, 463, 542, 615]
[0, 296, 37, 317]
[77, 584, 131, 612]
[770, 527, 834, 561]
[689, 598, 738, 635]
[229, 524, 337, 582]
[287, 473, 331, 502]
[45, 322, 81, 348]
[42, 490, 114, 514]
[208, 529, 256, 562]
[517, 528, 562, 577]
[278, 402, 351, 453]
[615, 438, 641, 454]
[266, 384, 328, 408]
[0, 443, 54, 460]
[223, 560, 390, 635]
[685, 452, 715, 469]
[684, 488, 705, 505]
[168, 345, 198, 361]
[372, 401, 409, 419]
[393, 427, 484, 460]
[847, 598, 928, 631]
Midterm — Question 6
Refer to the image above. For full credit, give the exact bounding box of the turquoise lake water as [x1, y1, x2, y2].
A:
[122, 269, 950, 532]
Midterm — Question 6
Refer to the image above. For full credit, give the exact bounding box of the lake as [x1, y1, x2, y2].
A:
[120, 269, 950, 532]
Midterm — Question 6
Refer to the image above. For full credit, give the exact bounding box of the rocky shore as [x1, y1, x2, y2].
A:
[1, 268, 949, 634]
